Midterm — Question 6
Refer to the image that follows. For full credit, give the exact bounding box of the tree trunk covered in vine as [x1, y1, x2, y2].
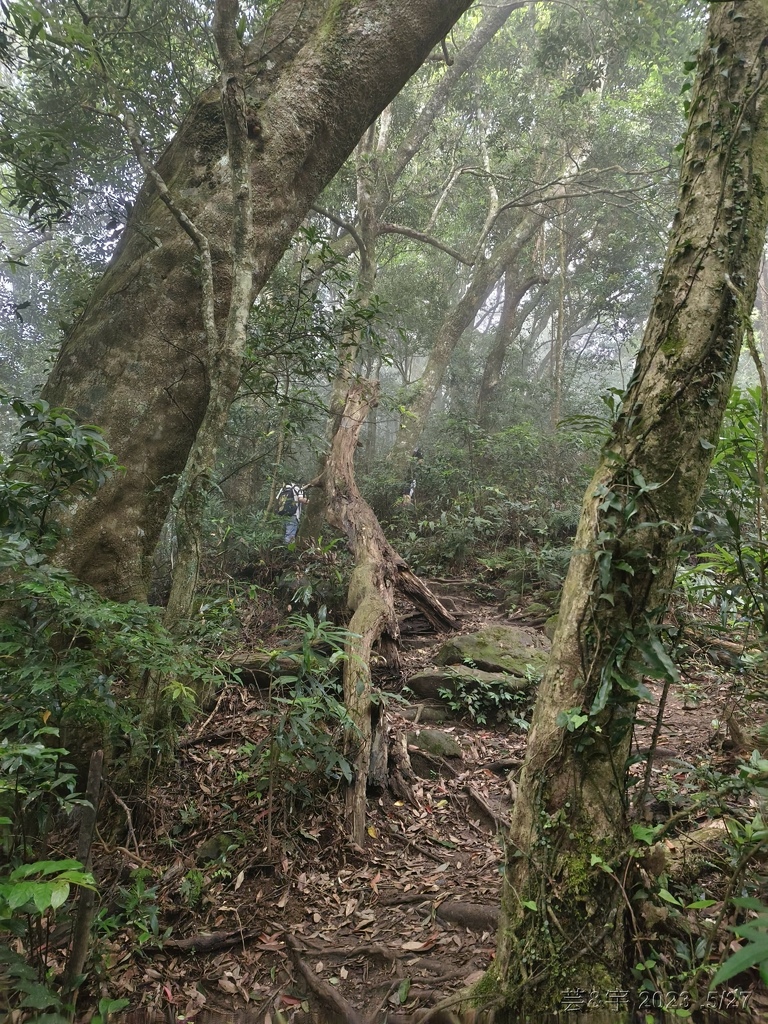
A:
[472, 4, 768, 1020]
[41, 0, 474, 602]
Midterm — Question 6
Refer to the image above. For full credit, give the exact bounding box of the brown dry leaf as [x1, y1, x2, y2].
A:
[218, 978, 238, 994]
[315, 961, 324, 973]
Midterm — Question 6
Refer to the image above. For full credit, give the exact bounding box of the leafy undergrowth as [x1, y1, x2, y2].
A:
[15, 591, 768, 1024]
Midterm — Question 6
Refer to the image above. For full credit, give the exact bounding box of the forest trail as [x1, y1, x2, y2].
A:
[92, 583, 765, 1024]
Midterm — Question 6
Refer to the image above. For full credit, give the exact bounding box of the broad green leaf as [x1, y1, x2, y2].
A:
[658, 888, 681, 906]
[33, 882, 54, 914]
[711, 934, 768, 987]
[8, 881, 36, 909]
[49, 881, 70, 910]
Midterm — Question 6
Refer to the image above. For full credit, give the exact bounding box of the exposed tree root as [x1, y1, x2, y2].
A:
[435, 899, 499, 933]
[396, 566, 459, 632]
[285, 934, 365, 1024]
[164, 928, 259, 953]
[319, 379, 459, 842]
[463, 784, 510, 831]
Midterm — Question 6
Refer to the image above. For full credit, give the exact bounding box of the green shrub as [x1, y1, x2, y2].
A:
[438, 673, 532, 729]
[0, 393, 229, 1014]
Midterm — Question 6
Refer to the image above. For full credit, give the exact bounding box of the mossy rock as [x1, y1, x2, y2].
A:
[544, 613, 559, 640]
[434, 625, 548, 678]
[407, 729, 463, 759]
[194, 833, 231, 864]
[400, 701, 453, 724]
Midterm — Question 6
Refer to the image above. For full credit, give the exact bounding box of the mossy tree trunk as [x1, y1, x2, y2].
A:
[163, 0, 255, 628]
[40, 0, 475, 603]
[476, 3, 768, 1020]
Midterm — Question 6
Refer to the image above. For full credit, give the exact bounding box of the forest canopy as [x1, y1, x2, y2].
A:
[2, 2, 768, 1023]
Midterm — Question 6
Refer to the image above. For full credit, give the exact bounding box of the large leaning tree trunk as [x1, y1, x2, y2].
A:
[470, 3, 768, 1021]
[323, 379, 457, 843]
[160, 0, 256, 627]
[40, 0, 475, 603]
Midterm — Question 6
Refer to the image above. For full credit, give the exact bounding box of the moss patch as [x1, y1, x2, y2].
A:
[434, 625, 548, 678]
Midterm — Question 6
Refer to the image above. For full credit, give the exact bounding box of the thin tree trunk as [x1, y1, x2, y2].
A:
[476, 268, 547, 428]
[390, 210, 546, 469]
[469, 3, 768, 1018]
[550, 199, 567, 430]
[63, 750, 103, 997]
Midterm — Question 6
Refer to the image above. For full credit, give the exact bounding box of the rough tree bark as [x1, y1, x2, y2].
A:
[323, 379, 457, 843]
[40, 0, 475, 602]
[163, 0, 255, 626]
[468, 3, 768, 1020]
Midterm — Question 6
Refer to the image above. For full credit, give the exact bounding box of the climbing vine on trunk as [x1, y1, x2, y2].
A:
[469, 3, 768, 1020]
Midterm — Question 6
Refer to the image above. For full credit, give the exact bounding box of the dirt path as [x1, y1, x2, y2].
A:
[88, 586, 766, 1024]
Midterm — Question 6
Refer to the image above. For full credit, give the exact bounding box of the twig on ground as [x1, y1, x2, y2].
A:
[388, 827, 453, 864]
[104, 782, 141, 856]
[177, 683, 240, 748]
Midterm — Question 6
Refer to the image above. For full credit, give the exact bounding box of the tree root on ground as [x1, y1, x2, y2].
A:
[463, 784, 510, 831]
[164, 928, 261, 952]
[285, 933, 365, 1024]
[434, 899, 498, 933]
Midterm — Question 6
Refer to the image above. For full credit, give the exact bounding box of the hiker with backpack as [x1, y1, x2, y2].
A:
[397, 449, 423, 508]
[276, 482, 308, 544]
